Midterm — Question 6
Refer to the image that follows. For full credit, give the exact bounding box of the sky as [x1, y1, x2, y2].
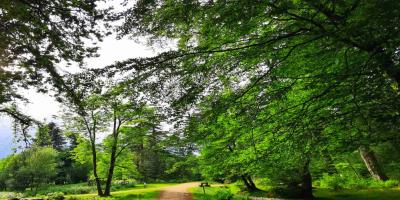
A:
[0, 34, 164, 158]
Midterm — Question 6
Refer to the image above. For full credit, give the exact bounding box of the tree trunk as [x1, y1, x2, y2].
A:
[104, 116, 120, 196]
[90, 138, 103, 196]
[247, 175, 259, 191]
[240, 175, 259, 191]
[300, 160, 314, 200]
[104, 140, 118, 196]
[241, 175, 254, 191]
[359, 145, 388, 181]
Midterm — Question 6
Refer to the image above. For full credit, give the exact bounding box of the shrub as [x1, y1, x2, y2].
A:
[47, 192, 65, 200]
[214, 189, 233, 200]
[319, 173, 400, 190]
[346, 178, 371, 189]
[319, 174, 346, 190]
[383, 179, 399, 188]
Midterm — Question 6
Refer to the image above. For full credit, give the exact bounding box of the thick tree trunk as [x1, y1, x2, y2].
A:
[359, 145, 388, 181]
[300, 160, 314, 200]
[90, 139, 103, 196]
[247, 175, 259, 191]
[240, 175, 259, 191]
[289, 160, 314, 199]
[241, 175, 254, 191]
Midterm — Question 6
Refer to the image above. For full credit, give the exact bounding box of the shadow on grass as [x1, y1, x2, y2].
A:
[314, 188, 400, 200]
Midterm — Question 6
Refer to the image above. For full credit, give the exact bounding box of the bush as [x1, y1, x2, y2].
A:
[214, 189, 233, 200]
[47, 192, 64, 200]
[27, 184, 95, 196]
[383, 179, 399, 188]
[319, 173, 400, 190]
[319, 174, 346, 190]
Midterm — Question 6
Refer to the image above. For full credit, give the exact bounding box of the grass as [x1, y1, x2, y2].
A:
[24, 182, 158, 196]
[190, 184, 248, 200]
[314, 187, 400, 200]
[64, 183, 177, 200]
[0, 183, 177, 200]
[189, 183, 400, 200]
[66, 191, 160, 200]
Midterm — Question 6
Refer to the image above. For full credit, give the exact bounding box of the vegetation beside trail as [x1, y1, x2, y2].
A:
[0, 183, 177, 200]
[190, 183, 400, 200]
[64, 183, 176, 200]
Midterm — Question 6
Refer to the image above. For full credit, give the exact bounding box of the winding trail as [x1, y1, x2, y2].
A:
[156, 182, 199, 200]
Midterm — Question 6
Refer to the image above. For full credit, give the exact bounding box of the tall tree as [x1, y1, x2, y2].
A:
[108, 2, 400, 197]
[48, 122, 66, 151]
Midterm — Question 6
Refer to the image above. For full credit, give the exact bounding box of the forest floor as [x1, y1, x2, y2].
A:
[156, 182, 199, 200]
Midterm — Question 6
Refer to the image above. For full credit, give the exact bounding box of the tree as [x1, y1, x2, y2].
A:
[108, 1, 400, 197]
[62, 77, 161, 196]
[0, 147, 57, 192]
[48, 122, 66, 151]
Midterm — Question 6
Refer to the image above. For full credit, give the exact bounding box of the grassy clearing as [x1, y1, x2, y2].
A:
[0, 183, 177, 200]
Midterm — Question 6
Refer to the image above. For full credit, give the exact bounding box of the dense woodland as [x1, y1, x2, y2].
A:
[1, 0, 400, 199]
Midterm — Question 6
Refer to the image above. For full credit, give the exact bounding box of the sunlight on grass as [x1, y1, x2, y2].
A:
[65, 183, 177, 200]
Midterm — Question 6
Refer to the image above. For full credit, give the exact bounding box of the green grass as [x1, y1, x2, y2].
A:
[65, 183, 177, 200]
[189, 184, 248, 200]
[24, 182, 156, 196]
[314, 187, 400, 200]
[66, 191, 160, 200]
[189, 184, 400, 200]
[0, 183, 177, 200]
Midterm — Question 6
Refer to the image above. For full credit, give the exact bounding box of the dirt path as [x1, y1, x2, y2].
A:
[156, 182, 199, 200]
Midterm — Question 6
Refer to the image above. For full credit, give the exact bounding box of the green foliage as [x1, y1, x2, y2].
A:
[0, 0, 104, 132]
[314, 188, 400, 200]
[190, 186, 241, 200]
[47, 192, 65, 200]
[26, 183, 95, 196]
[113, 1, 400, 198]
[214, 189, 234, 200]
[2, 147, 58, 192]
[34, 125, 52, 147]
[319, 174, 347, 190]
[319, 174, 399, 190]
